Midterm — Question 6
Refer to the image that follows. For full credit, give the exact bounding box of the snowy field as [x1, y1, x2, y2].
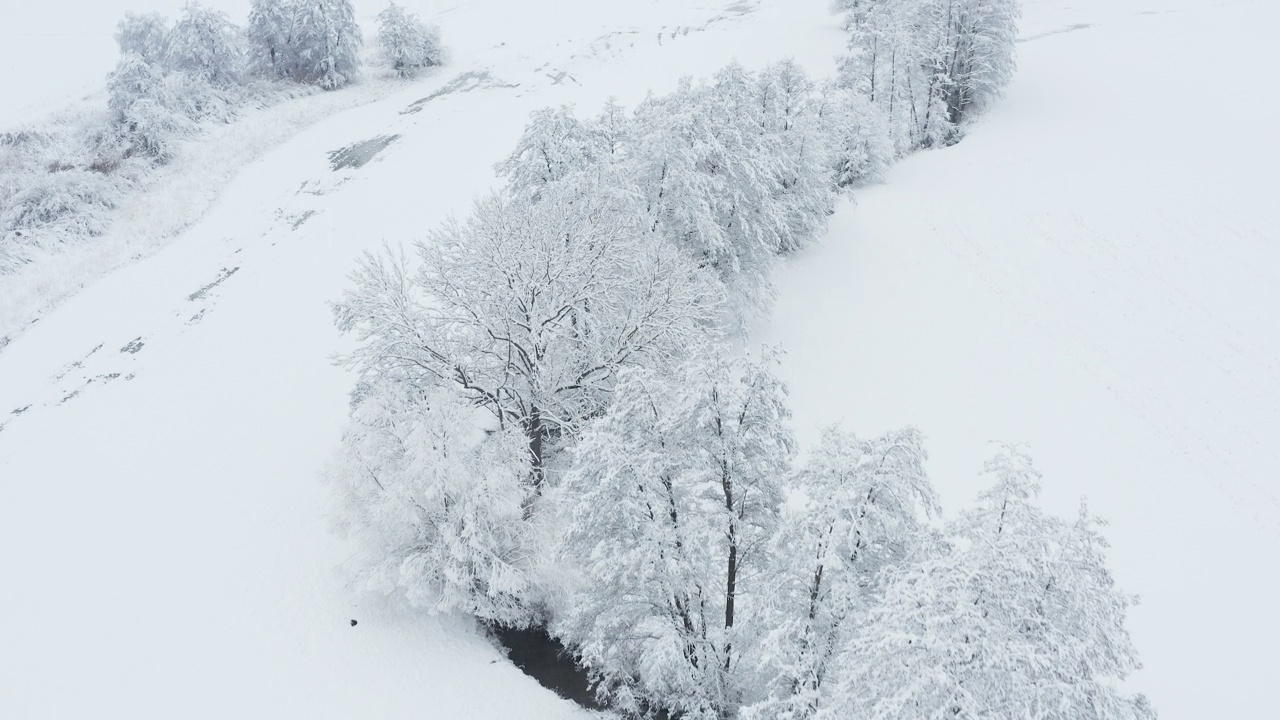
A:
[763, 0, 1280, 717]
[1, 0, 1276, 717]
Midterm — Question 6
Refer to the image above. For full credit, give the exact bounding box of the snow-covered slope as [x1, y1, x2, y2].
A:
[1, 0, 1273, 717]
[763, 0, 1280, 717]
[0, 1, 841, 716]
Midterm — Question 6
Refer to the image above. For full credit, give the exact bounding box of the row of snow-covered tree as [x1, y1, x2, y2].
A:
[1, 1, 442, 273]
[329, 7, 1156, 715]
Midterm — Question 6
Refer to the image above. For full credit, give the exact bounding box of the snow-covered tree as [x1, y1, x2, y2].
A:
[837, 0, 1021, 150]
[497, 106, 613, 197]
[333, 183, 722, 490]
[499, 64, 837, 322]
[755, 60, 837, 253]
[746, 426, 939, 720]
[115, 12, 170, 64]
[555, 351, 794, 719]
[106, 54, 196, 160]
[375, 2, 444, 78]
[165, 2, 246, 87]
[816, 83, 893, 186]
[247, 0, 294, 78]
[329, 381, 545, 626]
[628, 77, 776, 316]
[829, 445, 1155, 720]
[288, 0, 363, 89]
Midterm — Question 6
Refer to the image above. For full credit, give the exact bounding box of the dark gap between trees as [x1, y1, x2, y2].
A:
[487, 624, 605, 711]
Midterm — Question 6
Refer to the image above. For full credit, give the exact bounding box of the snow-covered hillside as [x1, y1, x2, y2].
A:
[0, 0, 1274, 717]
[763, 0, 1280, 717]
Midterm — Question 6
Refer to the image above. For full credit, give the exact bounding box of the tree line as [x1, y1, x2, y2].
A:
[329, 3, 1156, 718]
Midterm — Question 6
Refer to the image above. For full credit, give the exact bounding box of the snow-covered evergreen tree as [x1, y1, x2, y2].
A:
[375, 2, 444, 78]
[165, 2, 246, 87]
[556, 351, 794, 719]
[829, 445, 1155, 720]
[288, 0, 362, 89]
[333, 183, 721, 490]
[246, 0, 295, 78]
[329, 381, 544, 626]
[746, 426, 939, 720]
[115, 12, 171, 64]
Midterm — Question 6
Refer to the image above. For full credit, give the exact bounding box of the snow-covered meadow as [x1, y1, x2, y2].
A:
[1, 0, 1276, 717]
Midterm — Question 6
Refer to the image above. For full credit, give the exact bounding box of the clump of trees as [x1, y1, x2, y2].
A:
[376, 2, 445, 77]
[329, 8, 1153, 715]
[495, 60, 882, 322]
[834, 0, 1021, 150]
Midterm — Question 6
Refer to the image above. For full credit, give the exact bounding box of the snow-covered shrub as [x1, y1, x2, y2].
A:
[288, 0, 363, 89]
[0, 110, 150, 271]
[165, 2, 246, 87]
[107, 54, 198, 161]
[115, 12, 170, 63]
[376, 2, 444, 78]
[1, 169, 118, 238]
[330, 382, 546, 626]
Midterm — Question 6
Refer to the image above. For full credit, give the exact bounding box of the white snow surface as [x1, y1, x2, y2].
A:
[0, 0, 1275, 718]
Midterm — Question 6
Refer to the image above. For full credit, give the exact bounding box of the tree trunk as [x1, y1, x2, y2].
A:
[528, 407, 545, 490]
[721, 457, 738, 672]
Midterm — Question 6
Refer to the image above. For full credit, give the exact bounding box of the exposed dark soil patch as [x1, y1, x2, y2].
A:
[401, 71, 520, 115]
[289, 209, 317, 230]
[328, 135, 401, 171]
[187, 267, 240, 302]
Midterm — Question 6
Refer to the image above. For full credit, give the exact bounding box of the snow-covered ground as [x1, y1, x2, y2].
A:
[763, 0, 1280, 717]
[1, 0, 1274, 717]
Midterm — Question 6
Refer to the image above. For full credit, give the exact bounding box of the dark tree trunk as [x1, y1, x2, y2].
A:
[528, 406, 545, 490]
